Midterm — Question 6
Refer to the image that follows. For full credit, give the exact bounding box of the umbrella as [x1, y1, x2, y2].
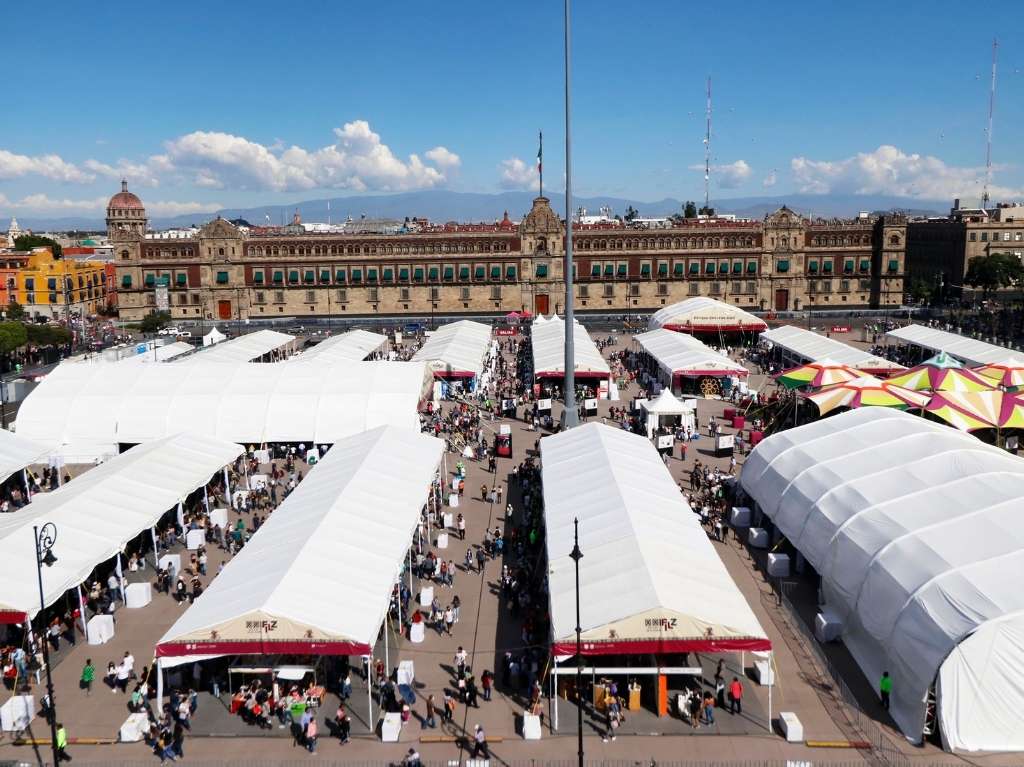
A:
[885, 351, 993, 392]
[973, 358, 1024, 389]
[925, 391, 1024, 431]
[775, 360, 870, 390]
[804, 376, 932, 416]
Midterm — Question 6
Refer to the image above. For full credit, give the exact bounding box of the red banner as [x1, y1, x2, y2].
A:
[496, 328, 516, 336]
[830, 325, 851, 333]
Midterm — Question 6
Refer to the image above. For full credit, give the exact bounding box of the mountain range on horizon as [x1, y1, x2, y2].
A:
[13, 190, 953, 233]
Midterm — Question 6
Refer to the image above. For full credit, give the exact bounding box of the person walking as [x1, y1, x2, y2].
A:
[454, 647, 468, 678]
[305, 716, 318, 753]
[457, 513, 466, 540]
[422, 694, 437, 728]
[471, 725, 489, 759]
[481, 670, 493, 701]
[728, 677, 743, 715]
[79, 659, 94, 696]
[879, 671, 892, 710]
[55, 722, 71, 762]
[443, 690, 456, 723]
[444, 606, 455, 635]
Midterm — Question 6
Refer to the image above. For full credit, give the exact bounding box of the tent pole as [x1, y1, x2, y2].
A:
[407, 550, 413, 603]
[553, 657, 559, 732]
[77, 585, 88, 637]
[156, 657, 164, 713]
[367, 651, 374, 734]
[223, 466, 230, 501]
[384, 616, 390, 674]
[176, 501, 184, 530]
[767, 651, 773, 732]
[115, 553, 125, 604]
[22, 469, 30, 502]
[203, 486, 209, 513]
[151, 527, 159, 568]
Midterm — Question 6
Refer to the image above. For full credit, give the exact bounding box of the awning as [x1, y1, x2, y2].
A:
[176, 273, 187, 286]
[888, 259, 899, 272]
[860, 259, 870, 271]
[253, 272, 264, 284]
[884, 324, 1024, 366]
[777, 260, 790, 272]
[490, 266, 501, 279]
[844, 260, 854, 273]
[400, 268, 410, 281]
[273, 271, 283, 284]
[732, 262, 742, 274]
[351, 269, 362, 283]
[531, 317, 610, 379]
[0, 433, 242, 623]
[617, 264, 627, 276]
[121, 276, 132, 288]
[443, 267, 453, 280]
[459, 267, 470, 279]
[412, 320, 492, 379]
[288, 270, 299, 283]
[640, 264, 651, 276]
[658, 263, 669, 276]
[591, 264, 601, 276]
[216, 271, 229, 284]
[157, 427, 443, 657]
[505, 265, 517, 279]
[382, 268, 393, 282]
[335, 269, 346, 283]
[536, 264, 548, 278]
[474, 266, 485, 279]
[367, 269, 378, 282]
[689, 263, 699, 274]
[320, 270, 330, 282]
[293, 330, 387, 364]
[543, 424, 769, 656]
[303, 270, 315, 283]
[414, 268, 424, 282]
[761, 325, 904, 372]
[191, 330, 294, 363]
[747, 262, 757, 273]
[636, 329, 748, 379]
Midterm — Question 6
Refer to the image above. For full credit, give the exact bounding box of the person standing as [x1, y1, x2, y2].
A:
[728, 677, 743, 715]
[305, 716, 318, 753]
[443, 606, 455, 635]
[55, 722, 71, 762]
[481, 670, 492, 701]
[454, 647, 468, 678]
[422, 694, 437, 728]
[879, 671, 892, 710]
[457, 514, 466, 540]
[79, 659, 94, 696]
[472, 725, 489, 759]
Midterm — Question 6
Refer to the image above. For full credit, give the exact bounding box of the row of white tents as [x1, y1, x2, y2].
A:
[531, 316, 610, 382]
[635, 328, 748, 386]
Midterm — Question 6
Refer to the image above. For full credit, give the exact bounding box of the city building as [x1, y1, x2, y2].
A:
[906, 200, 1024, 296]
[110, 183, 906, 322]
[14, 248, 109, 318]
[0, 251, 30, 307]
[5, 217, 22, 249]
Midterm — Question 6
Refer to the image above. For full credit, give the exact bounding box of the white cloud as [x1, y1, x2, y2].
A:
[82, 158, 161, 188]
[425, 146, 461, 170]
[498, 157, 538, 190]
[0, 150, 94, 183]
[791, 144, 1024, 200]
[688, 159, 752, 189]
[160, 120, 452, 193]
[146, 200, 223, 217]
[762, 170, 777, 188]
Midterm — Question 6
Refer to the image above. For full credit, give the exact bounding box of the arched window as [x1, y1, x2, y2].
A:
[218, 247, 225, 256]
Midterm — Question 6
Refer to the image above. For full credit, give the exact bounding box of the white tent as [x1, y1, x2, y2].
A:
[0, 432, 242, 623]
[761, 325, 903, 373]
[531, 317, 609, 380]
[0, 429, 52, 486]
[16, 361, 431, 461]
[189, 329, 294, 362]
[638, 389, 696, 438]
[157, 426, 443, 657]
[202, 327, 227, 347]
[120, 341, 193, 364]
[885, 323, 1024, 366]
[533, 314, 547, 325]
[636, 329, 748, 382]
[649, 297, 767, 334]
[412, 320, 492, 379]
[292, 330, 387, 363]
[541, 423, 769, 655]
[740, 408, 1024, 752]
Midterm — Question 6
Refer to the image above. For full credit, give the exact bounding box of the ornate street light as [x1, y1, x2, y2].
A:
[33, 522, 60, 767]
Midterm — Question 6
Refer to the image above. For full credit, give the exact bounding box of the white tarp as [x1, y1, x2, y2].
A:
[541, 424, 768, 655]
[412, 320, 492, 378]
[293, 330, 387, 363]
[0, 433, 242, 621]
[202, 327, 227, 347]
[885, 324, 1024, 366]
[16, 361, 430, 461]
[740, 408, 1024, 752]
[157, 426, 443, 656]
[761, 325, 903, 371]
[649, 297, 767, 333]
[531, 317, 609, 378]
[188, 329, 293, 362]
[636, 329, 748, 379]
[0, 429, 52, 485]
[121, 341, 193, 364]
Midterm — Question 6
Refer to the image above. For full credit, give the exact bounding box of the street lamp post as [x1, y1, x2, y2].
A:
[33, 522, 60, 767]
[569, 517, 584, 767]
[562, 0, 578, 429]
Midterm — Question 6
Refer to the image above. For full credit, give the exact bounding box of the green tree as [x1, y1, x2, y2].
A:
[5, 301, 24, 320]
[14, 234, 62, 257]
[140, 311, 171, 334]
[624, 205, 639, 222]
[698, 205, 715, 217]
[964, 253, 1024, 298]
[25, 324, 71, 347]
[683, 201, 698, 218]
[906, 277, 933, 305]
[0, 321, 27, 355]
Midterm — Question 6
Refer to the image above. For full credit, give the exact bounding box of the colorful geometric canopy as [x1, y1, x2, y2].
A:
[804, 376, 931, 416]
[973, 359, 1024, 389]
[925, 391, 1024, 431]
[775, 360, 871, 390]
[885, 352, 994, 393]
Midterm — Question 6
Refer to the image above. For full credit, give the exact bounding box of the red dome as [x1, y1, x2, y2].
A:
[107, 180, 144, 210]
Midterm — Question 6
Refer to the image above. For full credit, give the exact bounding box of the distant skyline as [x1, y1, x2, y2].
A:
[1, 1, 1022, 220]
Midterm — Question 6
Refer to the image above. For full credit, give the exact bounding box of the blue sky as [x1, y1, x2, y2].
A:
[1, 0, 1021, 218]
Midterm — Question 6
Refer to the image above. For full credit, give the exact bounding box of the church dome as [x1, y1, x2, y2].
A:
[108, 180, 144, 211]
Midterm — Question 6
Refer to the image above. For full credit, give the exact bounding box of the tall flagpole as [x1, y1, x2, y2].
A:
[562, 0, 578, 429]
[539, 130, 544, 200]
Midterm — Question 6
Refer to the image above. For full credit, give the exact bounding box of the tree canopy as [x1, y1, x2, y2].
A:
[0, 322, 27, 355]
[624, 205, 639, 222]
[25, 323, 71, 347]
[140, 311, 171, 334]
[683, 201, 698, 218]
[14, 234, 62, 257]
[964, 253, 1024, 297]
[5, 301, 24, 320]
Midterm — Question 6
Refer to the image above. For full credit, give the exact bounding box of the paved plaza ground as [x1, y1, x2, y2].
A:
[0, 322, 1018, 766]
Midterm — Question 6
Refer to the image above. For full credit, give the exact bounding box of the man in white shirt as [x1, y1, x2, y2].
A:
[107, 572, 122, 603]
[122, 651, 135, 677]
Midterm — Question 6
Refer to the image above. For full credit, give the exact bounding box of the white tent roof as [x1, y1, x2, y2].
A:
[649, 297, 767, 333]
[293, 330, 387, 363]
[0, 429, 52, 485]
[533, 315, 547, 325]
[541, 423, 768, 655]
[761, 325, 903, 371]
[412, 320, 492, 378]
[157, 426, 443, 657]
[640, 389, 692, 415]
[202, 327, 227, 346]
[188, 329, 294, 362]
[740, 408, 1024, 752]
[885, 324, 1024, 366]
[16, 361, 430, 461]
[531, 317, 610, 378]
[636, 329, 748, 379]
[0, 432, 242, 622]
[120, 341, 193, 364]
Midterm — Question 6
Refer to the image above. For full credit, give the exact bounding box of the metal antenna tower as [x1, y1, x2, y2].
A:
[704, 76, 712, 213]
[982, 38, 998, 209]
